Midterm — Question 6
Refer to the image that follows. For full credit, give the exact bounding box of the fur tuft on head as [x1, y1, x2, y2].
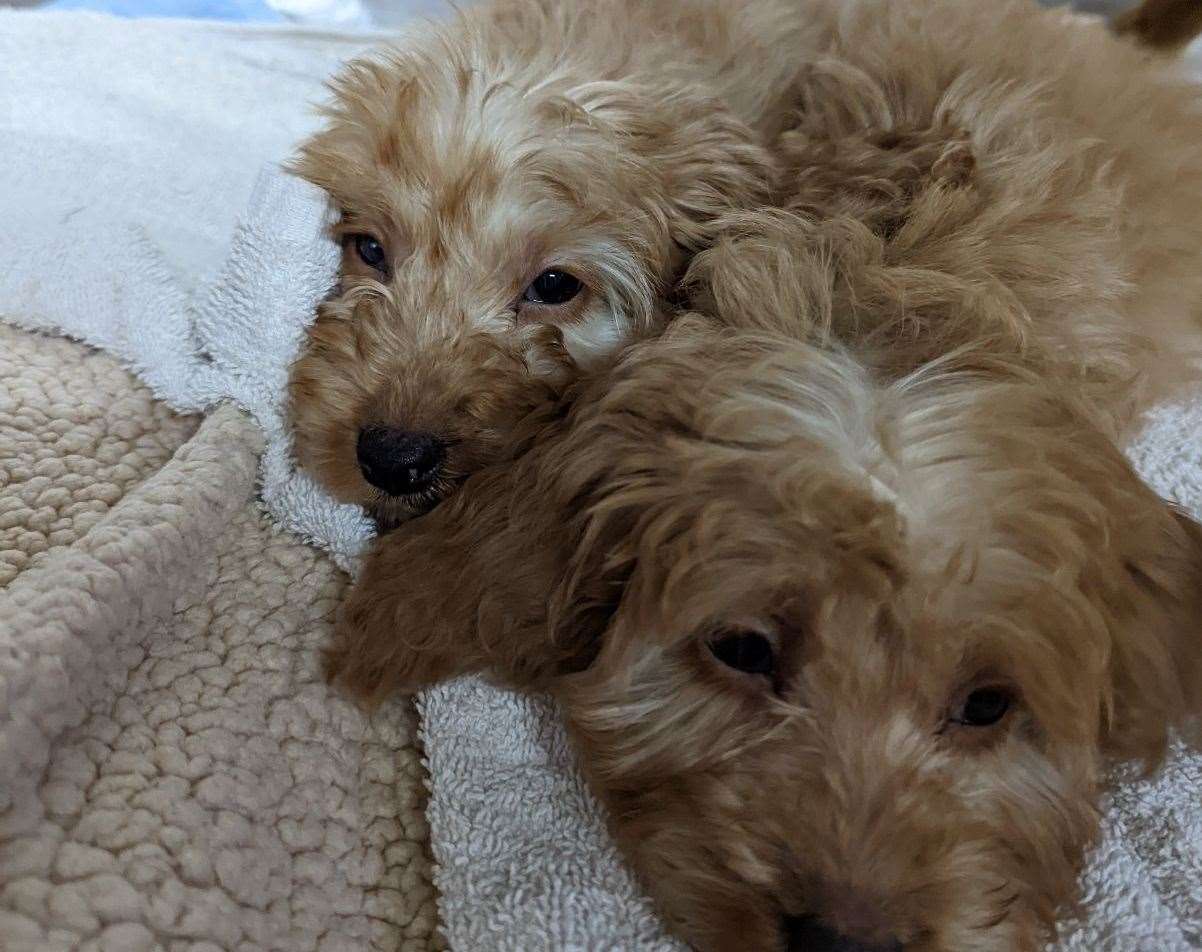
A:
[287, 0, 802, 525]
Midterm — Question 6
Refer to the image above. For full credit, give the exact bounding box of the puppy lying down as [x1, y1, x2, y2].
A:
[315, 0, 1202, 949]
[286, 0, 809, 529]
[329, 308, 1202, 951]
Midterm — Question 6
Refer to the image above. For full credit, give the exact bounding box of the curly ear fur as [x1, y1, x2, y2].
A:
[564, 78, 778, 256]
[322, 492, 550, 701]
[325, 317, 754, 700]
[1106, 501, 1202, 760]
[324, 386, 629, 700]
[324, 478, 571, 702]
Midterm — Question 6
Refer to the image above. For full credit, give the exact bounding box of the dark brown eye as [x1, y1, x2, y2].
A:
[709, 631, 775, 676]
[523, 269, 582, 305]
[353, 234, 387, 273]
[954, 687, 1012, 727]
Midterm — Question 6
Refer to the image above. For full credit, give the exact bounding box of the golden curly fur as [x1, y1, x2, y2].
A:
[329, 316, 1202, 950]
[286, 0, 809, 526]
[321, 1, 1202, 949]
[686, 0, 1202, 436]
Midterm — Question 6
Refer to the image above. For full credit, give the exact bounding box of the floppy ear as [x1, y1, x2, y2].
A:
[324, 324, 724, 703]
[325, 407, 620, 702]
[326, 480, 570, 702]
[1104, 495, 1202, 762]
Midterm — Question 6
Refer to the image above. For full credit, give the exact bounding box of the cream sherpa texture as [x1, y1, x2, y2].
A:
[0, 325, 443, 952]
[0, 12, 447, 951]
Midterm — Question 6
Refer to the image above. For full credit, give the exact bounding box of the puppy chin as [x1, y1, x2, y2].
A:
[367, 484, 454, 532]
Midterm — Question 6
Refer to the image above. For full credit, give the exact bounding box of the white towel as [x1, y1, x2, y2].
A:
[0, 11, 377, 569]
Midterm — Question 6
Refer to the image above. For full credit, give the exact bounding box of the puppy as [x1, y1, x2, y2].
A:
[287, 0, 809, 527]
[325, 2, 1202, 948]
[326, 315, 1202, 952]
[682, 0, 1202, 437]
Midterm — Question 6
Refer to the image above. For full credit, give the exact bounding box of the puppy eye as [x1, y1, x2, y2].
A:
[709, 631, 776, 676]
[523, 269, 583, 306]
[952, 687, 1012, 727]
[352, 234, 387, 273]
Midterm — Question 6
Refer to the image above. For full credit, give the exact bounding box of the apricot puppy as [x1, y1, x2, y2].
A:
[681, 0, 1202, 438]
[327, 315, 1202, 952]
[287, 0, 808, 527]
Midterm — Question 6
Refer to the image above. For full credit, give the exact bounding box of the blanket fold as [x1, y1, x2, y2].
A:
[0, 406, 263, 818]
[1, 14, 439, 952]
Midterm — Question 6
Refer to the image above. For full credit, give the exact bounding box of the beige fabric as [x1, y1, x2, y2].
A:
[0, 324, 199, 587]
[0, 325, 441, 952]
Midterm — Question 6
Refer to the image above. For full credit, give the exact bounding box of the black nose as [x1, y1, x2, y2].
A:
[356, 426, 446, 497]
[783, 915, 902, 952]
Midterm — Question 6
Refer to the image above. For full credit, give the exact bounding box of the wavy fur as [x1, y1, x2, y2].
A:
[325, 3, 1202, 950]
[287, 0, 802, 525]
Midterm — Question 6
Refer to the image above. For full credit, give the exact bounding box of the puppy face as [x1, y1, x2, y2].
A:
[330, 320, 1202, 951]
[543, 334, 1202, 952]
[287, 2, 775, 525]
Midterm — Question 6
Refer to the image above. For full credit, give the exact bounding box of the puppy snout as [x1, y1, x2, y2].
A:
[783, 915, 901, 952]
[356, 426, 446, 497]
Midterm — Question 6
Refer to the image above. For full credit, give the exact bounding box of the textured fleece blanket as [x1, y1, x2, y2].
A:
[0, 326, 443, 952]
[3, 8, 1202, 952]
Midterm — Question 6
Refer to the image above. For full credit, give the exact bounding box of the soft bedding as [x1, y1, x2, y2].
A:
[4, 7, 1202, 952]
[0, 13, 439, 952]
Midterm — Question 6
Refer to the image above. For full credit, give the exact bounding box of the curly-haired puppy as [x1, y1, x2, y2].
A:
[322, 1, 1202, 949]
[681, 0, 1202, 436]
[287, 0, 808, 526]
[327, 315, 1202, 952]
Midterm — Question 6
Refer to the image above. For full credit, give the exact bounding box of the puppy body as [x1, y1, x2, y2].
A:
[690, 0, 1202, 435]
[331, 317, 1202, 951]
[288, 0, 806, 525]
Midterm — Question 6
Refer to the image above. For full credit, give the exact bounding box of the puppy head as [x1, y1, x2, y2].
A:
[549, 332, 1202, 951]
[329, 311, 1201, 949]
[389, 318, 1200, 951]
[287, 1, 775, 525]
